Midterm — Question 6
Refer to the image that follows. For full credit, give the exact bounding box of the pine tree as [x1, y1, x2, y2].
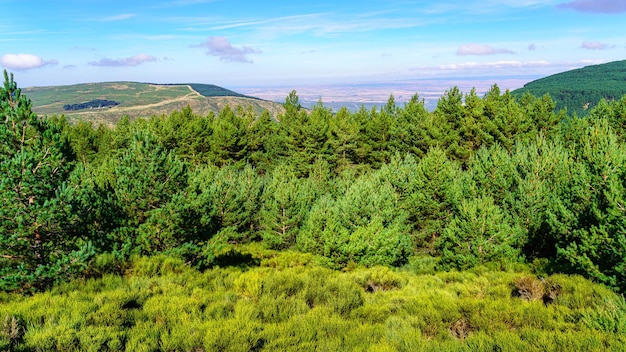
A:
[401, 148, 466, 252]
[259, 165, 316, 249]
[202, 164, 263, 241]
[481, 86, 530, 151]
[363, 98, 394, 167]
[209, 105, 251, 167]
[299, 171, 412, 267]
[0, 70, 91, 291]
[328, 107, 361, 173]
[280, 98, 333, 177]
[248, 110, 279, 173]
[510, 136, 569, 259]
[390, 93, 433, 157]
[551, 119, 626, 289]
[591, 96, 626, 141]
[519, 92, 561, 136]
[460, 88, 492, 153]
[106, 130, 189, 254]
[433, 86, 467, 162]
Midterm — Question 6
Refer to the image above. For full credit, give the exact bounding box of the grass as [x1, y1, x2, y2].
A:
[1, 246, 625, 351]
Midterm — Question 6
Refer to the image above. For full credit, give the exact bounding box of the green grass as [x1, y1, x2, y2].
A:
[2, 246, 625, 351]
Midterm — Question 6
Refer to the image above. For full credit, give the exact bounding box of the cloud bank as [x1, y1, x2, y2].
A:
[0, 53, 58, 71]
[456, 43, 514, 56]
[194, 36, 261, 63]
[88, 54, 158, 67]
[409, 59, 606, 77]
[435, 60, 553, 71]
[557, 0, 626, 14]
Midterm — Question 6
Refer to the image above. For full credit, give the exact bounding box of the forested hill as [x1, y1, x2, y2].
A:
[512, 59, 626, 116]
[169, 83, 257, 99]
[23, 81, 284, 125]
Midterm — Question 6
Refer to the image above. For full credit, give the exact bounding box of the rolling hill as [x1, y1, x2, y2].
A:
[512, 59, 626, 116]
[23, 82, 285, 126]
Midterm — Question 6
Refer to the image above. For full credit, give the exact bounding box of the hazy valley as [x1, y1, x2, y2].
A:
[237, 77, 534, 111]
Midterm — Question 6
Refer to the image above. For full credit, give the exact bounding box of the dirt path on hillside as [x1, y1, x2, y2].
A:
[71, 91, 204, 115]
[186, 85, 204, 98]
[119, 93, 200, 111]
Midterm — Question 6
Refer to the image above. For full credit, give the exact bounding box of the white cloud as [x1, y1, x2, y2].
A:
[581, 41, 613, 50]
[457, 43, 515, 55]
[0, 53, 58, 71]
[410, 59, 607, 76]
[193, 36, 261, 63]
[88, 53, 158, 67]
[436, 60, 551, 70]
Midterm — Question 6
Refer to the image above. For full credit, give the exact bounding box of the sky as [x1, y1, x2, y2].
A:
[2, 0, 626, 91]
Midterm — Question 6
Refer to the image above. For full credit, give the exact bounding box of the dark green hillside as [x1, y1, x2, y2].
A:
[513, 59, 626, 116]
[188, 83, 257, 99]
[160, 82, 255, 98]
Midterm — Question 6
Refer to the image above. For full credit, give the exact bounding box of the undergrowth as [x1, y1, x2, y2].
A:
[1, 246, 625, 351]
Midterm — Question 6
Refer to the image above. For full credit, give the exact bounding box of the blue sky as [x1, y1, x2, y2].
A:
[2, 0, 626, 89]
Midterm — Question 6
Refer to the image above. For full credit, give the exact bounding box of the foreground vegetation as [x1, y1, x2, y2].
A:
[2, 68, 626, 349]
[2, 249, 625, 351]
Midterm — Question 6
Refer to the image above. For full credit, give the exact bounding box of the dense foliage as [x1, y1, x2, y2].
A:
[513, 59, 626, 117]
[2, 68, 626, 349]
[63, 100, 120, 111]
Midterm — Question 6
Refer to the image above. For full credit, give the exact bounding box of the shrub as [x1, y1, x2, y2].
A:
[351, 266, 408, 292]
[513, 276, 546, 301]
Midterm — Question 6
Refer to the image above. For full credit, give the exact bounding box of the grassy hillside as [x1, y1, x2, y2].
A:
[512, 59, 626, 116]
[23, 82, 284, 126]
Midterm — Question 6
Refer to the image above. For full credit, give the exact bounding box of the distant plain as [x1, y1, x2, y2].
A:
[237, 77, 535, 111]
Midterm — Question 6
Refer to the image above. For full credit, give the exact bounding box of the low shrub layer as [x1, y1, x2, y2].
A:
[1, 251, 625, 351]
